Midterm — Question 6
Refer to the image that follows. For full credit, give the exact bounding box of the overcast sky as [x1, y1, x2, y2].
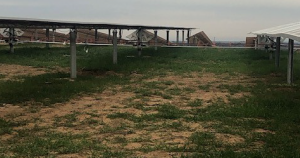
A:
[1, 0, 299, 41]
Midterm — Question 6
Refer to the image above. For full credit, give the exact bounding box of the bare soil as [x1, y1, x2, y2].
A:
[0, 65, 258, 157]
[0, 64, 69, 81]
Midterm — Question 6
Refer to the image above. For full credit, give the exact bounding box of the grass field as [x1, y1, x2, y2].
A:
[0, 44, 300, 158]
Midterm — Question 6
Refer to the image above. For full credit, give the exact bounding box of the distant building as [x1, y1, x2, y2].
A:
[245, 37, 256, 47]
[188, 31, 213, 46]
[19, 29, 68, 42]
[0, 29, 123, 44]
[0, 29, 68, 42]
[126, 30, 167, 46]
[73, 29, 127, 44]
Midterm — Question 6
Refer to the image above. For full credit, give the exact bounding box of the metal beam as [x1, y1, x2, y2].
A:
[166, 30, 169, 45]
[154, 30, 158, 51]
[287, 39, 294, 85]
[275, 37, 281, 68]
[46, 28, 50, 48]
[70, 29, 77, 79]
[0, 17, 195, 30]
[113, 29, 118, 64]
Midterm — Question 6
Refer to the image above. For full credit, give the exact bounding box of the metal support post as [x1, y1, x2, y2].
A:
[70, 29, 77, 79]
[269, 51, 273, 60]
[34, 29, 38, 40]
[176, 30, 179, 45]
[255, 36, 258, 50]
[52, 29, 56, 42]
[119, 29, 122, 41]
[287, 39, 294, 85]
[275, 37, 281, 68]
[166, 30, 169, 45]
[154, 30, 158, 51]
[182, 30, 185, 45]
[46, 28, 50, 48]
[9, 28, 14, 53]
[187, 30, 190, 46]
[113, 29, 118, 64]
[257, 35, 262, 49]
[108, 29, 111, 43]
[138, 29, 142, 56]
[95, 29, 98, 43]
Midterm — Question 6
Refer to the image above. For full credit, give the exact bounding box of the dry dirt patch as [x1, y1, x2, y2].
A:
[0, 64, 49, 80]
[56, 154, 86, 158]
[0, 104, 24, 118]
[215, 133, 245, 145]
[254, 128, 275, 134]
[0, 64, 69, 81]
[1, 87, 137, 130]
[125, 142, 143, 150]
[136, 151, 176, 158]
[0, 71, 259, 157]
[143, 72, 253, 106]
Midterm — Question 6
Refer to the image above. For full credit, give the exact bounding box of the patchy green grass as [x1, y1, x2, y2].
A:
[217, 84, 250, 94]
[187, 99, 203, 107]
[0, 74, 5, 79]
[0, 118, 17, 135]
[157, 104, 185, 119]
[1, 45, 300, 157]
[0, 73, 129, 106]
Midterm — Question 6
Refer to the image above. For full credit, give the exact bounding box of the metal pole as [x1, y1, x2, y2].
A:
[119, 29, 122, 40]
[52, 29, 55, 42]
[108, 29, 111, 43]
[287, 39, 294, 85]
[34, 29, 38, 40]
[95, 29, 98, 43]
[166, 30, 169, 45]
[70, 29, 77, 79]
[9, 28, 14, 53]
[176, 30, 179, 45]
[138, 29, 142, 56]
[182, 30, 185, 45]
[46, 28, 50, 48]
[257, 35, 262, 49]
[113, 29, 118, 64]
[269, 51, 273, 60]
[275, 37, 281, 68]
[187, 30, 190, 46]
[154, 30, 158, 51]
[255, 36, 258, 50]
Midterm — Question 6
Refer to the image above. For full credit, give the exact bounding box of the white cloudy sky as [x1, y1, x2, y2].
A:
[0, 0, 299, 41]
